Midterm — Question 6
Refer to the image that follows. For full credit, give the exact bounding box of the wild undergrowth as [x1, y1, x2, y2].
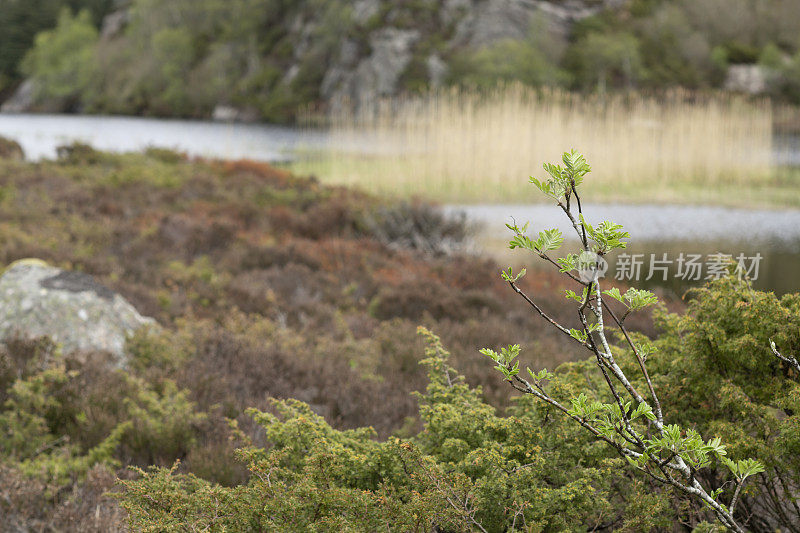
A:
[0, 145, 670, 529]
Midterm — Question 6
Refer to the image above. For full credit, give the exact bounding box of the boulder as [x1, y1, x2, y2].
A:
[0, 260, 157, 365]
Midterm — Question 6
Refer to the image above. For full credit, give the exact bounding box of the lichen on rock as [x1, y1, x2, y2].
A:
[0, 260, 158, 366]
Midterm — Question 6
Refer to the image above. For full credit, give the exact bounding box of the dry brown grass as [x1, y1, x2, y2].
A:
[293, 86, 775, 203]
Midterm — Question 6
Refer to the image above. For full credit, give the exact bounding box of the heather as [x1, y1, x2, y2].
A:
[1, 147, 798, 530]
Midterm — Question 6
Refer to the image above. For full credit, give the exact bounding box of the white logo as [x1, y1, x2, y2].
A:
[576, 251, 608, 283]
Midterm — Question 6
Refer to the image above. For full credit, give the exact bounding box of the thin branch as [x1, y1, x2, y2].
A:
[730, 479, 744, 517]
[770, 340, 800, 374]
[602, 300, 664, 425]
[507, 280, 593, 351]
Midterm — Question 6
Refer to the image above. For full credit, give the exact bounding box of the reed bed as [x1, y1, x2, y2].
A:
[293, 86, 776, 203]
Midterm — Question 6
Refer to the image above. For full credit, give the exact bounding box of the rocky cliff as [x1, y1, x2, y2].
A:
[283, 0, 630, 115]
[2, 0, 626, 120]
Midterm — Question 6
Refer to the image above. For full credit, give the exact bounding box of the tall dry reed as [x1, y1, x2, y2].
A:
[296, 86, 774, 202]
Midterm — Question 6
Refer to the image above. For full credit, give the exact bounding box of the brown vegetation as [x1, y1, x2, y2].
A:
[0, 147, 679, 529]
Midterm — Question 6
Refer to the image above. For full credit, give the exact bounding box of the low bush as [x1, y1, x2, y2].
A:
[117, 329, 655, 532]
[0, 148, 680, 529]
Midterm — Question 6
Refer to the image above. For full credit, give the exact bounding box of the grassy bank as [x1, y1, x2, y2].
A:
[289, 87, 800, 206]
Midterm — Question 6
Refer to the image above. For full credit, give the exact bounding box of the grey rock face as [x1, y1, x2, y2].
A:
[320, 39, 362, 98]
[452, 0, 624, 47]
[724, 65, 767, 94]
[0, 79, 37, 113]
[326, 28, 420, 109]
[361, 28, 420, 96]
[453, 0, 536, 47]
[0, 261, 157, 365]
[427, 54, 449, 88]
[353, 0, 381, 23]
[100, 9, 130, 40]
[322, 0, 618, 113]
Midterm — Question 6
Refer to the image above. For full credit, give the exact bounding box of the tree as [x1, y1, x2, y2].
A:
[0, 0, 112, 93]
[448, 17, 567, 89]
[20, 8, 99, 109]
[481, 150, 767, 531]
[566, 32, 643, 93]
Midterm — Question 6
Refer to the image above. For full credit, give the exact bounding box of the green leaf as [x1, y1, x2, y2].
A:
[602, 287, 623, 303]
[723, 457, 766, 480]
[534, 228, 564, 252]
[479, 348, 499, 362]
[557, 253, 579, 273]
[569, 329, 588, 343]
[624, 288, 658, 311]
[501, 267, 526, 283]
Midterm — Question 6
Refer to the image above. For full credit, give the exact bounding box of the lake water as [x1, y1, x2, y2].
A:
[0, 113, 330, 162]
[456, 204, 800, 296]
[1, 113, 799, 295]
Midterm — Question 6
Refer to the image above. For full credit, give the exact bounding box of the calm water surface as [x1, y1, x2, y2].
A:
[453, 204, 800, 295]
[0, 113, 331, 161]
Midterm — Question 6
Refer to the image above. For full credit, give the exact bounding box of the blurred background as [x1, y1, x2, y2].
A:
[1, 0, 799, 293]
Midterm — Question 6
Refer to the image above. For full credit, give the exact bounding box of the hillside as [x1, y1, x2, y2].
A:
[3, 0, 800, 122]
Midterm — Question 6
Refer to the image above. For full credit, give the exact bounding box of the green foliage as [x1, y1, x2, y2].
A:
[0, 360, 128, 488]
[579, 217, 629, 253]
[8, 0, 800, 117]
[0, 0, 111, 91]
[507, 224, 564, 254]
[447, 17, 567, 89]
[566, 31, 643, 91]
[2, 148, 798, 529]
[21, 8, 99, 106]
[530, 148, 591, 200]
[648, 277, 800, 527]
[118, 328, 657, 531]
[603, 287, 658, 312]
[486, 150, 780, 531]
[19, 0, 362, 121]
[761, 46, 800, 104]
[123, 378, 206, 465]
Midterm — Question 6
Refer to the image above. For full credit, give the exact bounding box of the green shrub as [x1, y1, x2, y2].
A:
[117, 328, 640, 531]
[0, 359, 128, 488]
[21, 8, 98, 108]
[647, 277, 800, 528]
[123, 379, 206, 465]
